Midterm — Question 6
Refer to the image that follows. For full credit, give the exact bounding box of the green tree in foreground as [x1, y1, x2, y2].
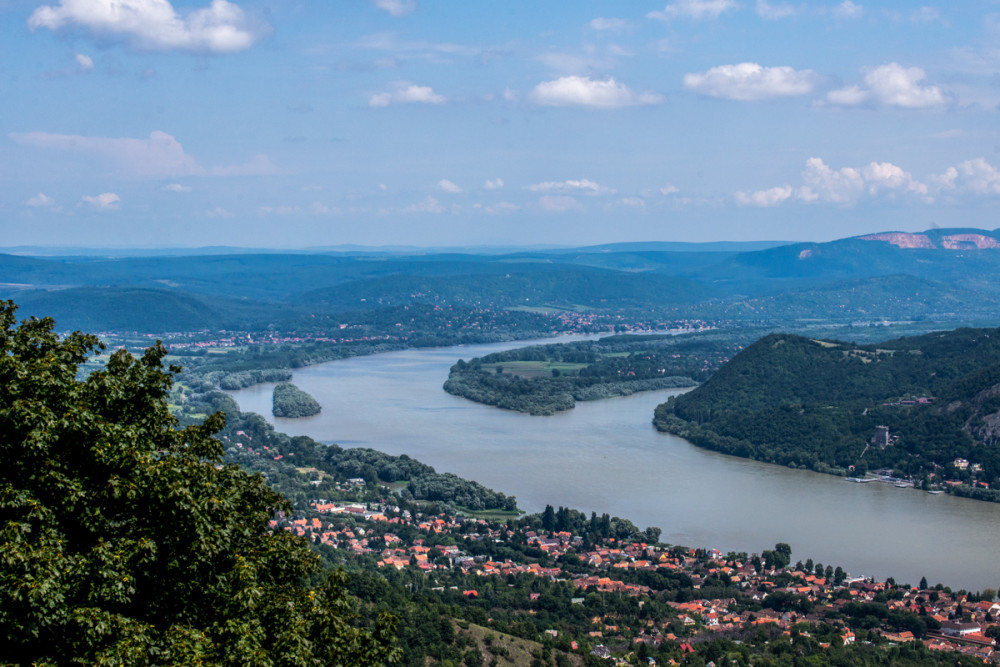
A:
[0, 302, 398, 665]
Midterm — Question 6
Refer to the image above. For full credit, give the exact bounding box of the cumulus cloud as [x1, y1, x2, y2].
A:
[910, 7, 941, 23]
[369, 82, 446, 107]
[827, 63, 947, 108]
[9, 130, 273, 178]
[82, 192, 120, 209]
[205, 206, 234, 218]
[861, 162, 928, 196]
[258, 202, 336, 216]
[75, 53, 94, 70]
[832, 0, 863, 19]
[659, 185, 680, 195]
[474, 201, 520, 214]
[742, 157, 1000, 208]
[484, 178, 504, 190]
[26, 193, 59, 208]
[527, 179, 615, 195]
[616, 196, 646, 210]
[163, 183, 191, 192]
[438, 179, 462, 193]
[934, 158, 1000, 195]
[797, 158, 867, 203]
[648, 0, 737, 21]
[590, 17, 629, 31]
[737, 157, 937, 207]
[538, 195, 583, 213]
[403, 195, 446, 213]
[529, 76, 662, 108]
[28, 0, 263, 54]
[756, 0, 795, 19]
[735, 185, 794, 207]
[683, 63, 818, 101]
[373, 0, 416, 17]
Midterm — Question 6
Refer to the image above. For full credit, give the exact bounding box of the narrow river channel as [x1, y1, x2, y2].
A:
[227, 337, 1000, 592]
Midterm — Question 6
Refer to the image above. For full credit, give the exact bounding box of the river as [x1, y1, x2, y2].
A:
[227, 336, 1000, 592]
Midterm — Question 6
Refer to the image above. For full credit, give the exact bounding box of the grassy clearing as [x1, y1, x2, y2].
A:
[457, 622, 582, 666]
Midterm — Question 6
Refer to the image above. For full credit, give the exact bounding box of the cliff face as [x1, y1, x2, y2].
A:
[860, 231, 1000, 250]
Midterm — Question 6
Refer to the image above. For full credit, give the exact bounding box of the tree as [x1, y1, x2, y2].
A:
[0, 302, 398, 665]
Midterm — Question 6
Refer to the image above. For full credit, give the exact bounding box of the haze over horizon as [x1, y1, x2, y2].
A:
[5, 0, 1000, 249]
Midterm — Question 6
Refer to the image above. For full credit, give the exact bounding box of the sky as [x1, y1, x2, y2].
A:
[3, 0, 1000, 249]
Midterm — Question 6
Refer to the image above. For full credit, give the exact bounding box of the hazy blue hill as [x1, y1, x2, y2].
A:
[13, 286, 301, 332]
[699, 274, 1000, 322]
[687, 233, 1000, 297]
[297, 264, 718, 313]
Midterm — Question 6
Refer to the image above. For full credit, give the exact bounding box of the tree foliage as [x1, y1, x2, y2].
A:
[0, 301, 398, 665]
[272, 382, 322, 418]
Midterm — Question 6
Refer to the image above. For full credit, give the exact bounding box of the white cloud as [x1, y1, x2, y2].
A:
[28, 0, 263, 54]
[82, 192, 120, 209]
[527, 179, 615, 195]
[529, 76, 662, 108]
[745, 157, 1000, 209]
[648, 0, 737, 21]
[861, 162, 928, 196]
[9, 130, 273, 178]
[474, 201, 520, 214]
[735, 185, 794, 206]
[863, 63, 946, 108]
[403, 195, 446, 213]
[795, 157, 927, 204]
[258, 202, 337, 216]
[590, 17, 629, 31]
[756, 0, 795, 19]
[827, 63, 946, 108]
[163, 183, 191, 192]
[484, 178, 504, 190]
[205, 206, 234, 218]
[369, 82, 446, 107]
[798, 157, 865, 203]
[26, 192, 57, 208]
[659, 185, 680, 195]
[75, 53, 93, 70]
[935, 158, 1000, 195]
[373, 0, 416, 17]
[832, 0, 863, 19]
[616, 196, 646, 210]
[825, 85, 868, 106]
[911, 6, 941, 23]
[683, 63, 818, 101]
[538, 195, 583, 213]
[438, 179, 462, 193]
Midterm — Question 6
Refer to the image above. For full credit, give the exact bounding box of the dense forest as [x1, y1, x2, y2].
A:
[444, 331, 760, 415]
[272, 382, 322, 418]
[655, 328, 1000, 494]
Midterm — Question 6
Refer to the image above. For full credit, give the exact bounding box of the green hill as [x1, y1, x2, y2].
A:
[654, 327, 1000, 495]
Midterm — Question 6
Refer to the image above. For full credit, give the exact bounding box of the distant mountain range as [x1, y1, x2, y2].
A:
[2, 227, 1000, 333]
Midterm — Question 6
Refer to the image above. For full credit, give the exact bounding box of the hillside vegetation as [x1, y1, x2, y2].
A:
[655, 327, 1000, 495]
[444, 330, 757, 414]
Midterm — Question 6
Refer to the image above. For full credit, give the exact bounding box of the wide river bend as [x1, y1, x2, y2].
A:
[227, 337, 1000, 592]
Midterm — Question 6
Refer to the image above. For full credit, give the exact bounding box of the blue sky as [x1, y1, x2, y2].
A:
[3, 0, 1000, 248]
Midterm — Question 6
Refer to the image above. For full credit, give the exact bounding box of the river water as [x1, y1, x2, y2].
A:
[227, 337, 1000, 592]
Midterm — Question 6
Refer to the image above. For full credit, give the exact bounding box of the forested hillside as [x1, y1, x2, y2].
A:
[655, 328, 1000, 495]
[444, 330, 758, 414]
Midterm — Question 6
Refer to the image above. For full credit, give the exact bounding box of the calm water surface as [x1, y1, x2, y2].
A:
[228, 337, 1000, 591]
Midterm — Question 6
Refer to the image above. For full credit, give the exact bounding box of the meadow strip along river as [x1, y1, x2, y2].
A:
[226, 336, 1000, 593]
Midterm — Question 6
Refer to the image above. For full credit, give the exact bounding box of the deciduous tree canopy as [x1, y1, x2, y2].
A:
[0, 301, 397, 665]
